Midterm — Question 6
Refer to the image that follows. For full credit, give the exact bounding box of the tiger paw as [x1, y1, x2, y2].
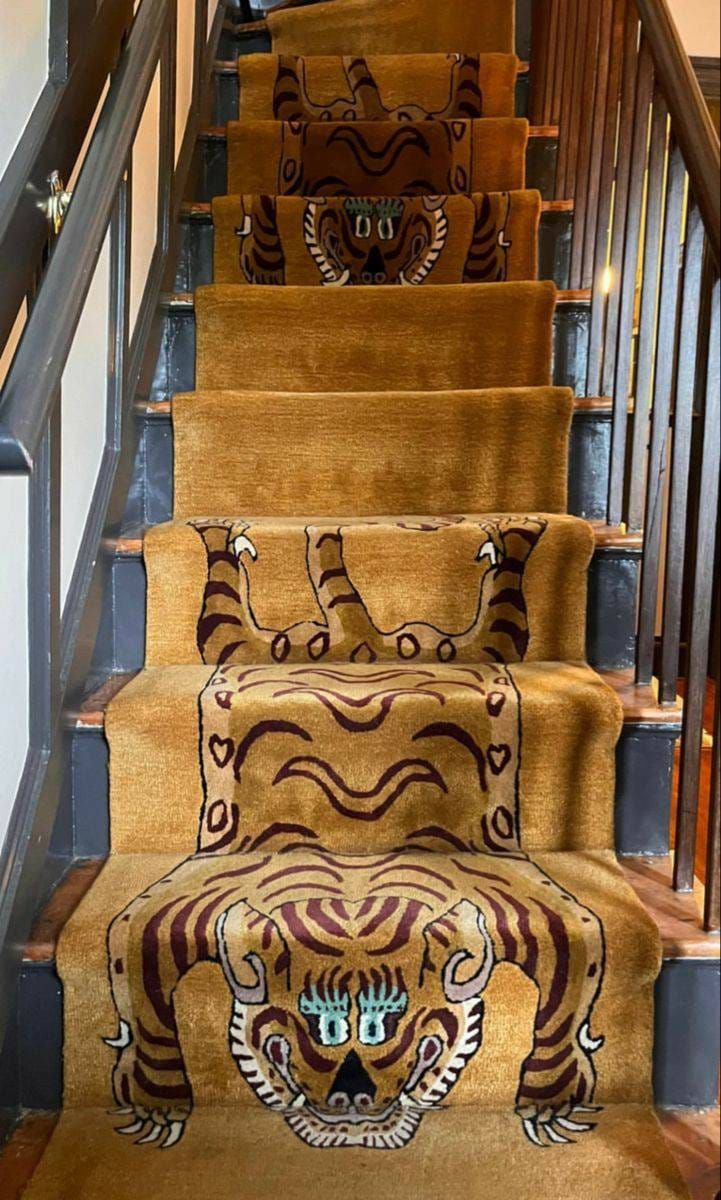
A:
[110, 1104, 191, 1149]
[517, 1100, 602, 1148]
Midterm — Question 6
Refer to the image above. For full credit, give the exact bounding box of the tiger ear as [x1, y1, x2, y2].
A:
[215, 901, 288, 1004]
[422, 194, 448, 213]
[423, 900, 495, 1002]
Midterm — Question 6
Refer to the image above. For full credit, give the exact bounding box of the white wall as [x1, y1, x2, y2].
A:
[0, 3, 49, 177]
[0, 2, 210, 855]
[0, 476, 29, 845]
[669, 0, 721, 57]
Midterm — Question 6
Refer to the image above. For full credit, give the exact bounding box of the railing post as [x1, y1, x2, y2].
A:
[635, 139, 686, 683]
[658, 205, 706, 703]
[674, 277, 721, 892]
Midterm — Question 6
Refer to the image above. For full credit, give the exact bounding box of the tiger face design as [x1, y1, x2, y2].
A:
[233, 192, 515, 286]
[105, 850, 605, 1151]
[304, 196, 448, 285]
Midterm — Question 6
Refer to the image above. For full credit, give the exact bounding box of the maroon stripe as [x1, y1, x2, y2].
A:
[133, 1061, 189, 1102]
[518, 1060, 579, 1101]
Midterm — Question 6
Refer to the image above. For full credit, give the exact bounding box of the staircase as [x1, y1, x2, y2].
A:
[0, 0, 718, 1197]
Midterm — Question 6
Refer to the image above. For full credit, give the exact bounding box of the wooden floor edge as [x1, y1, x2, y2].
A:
[622, 856, 720, 960]
[0, 1107, 716, 1198]
[0, 1113, 58, 1200]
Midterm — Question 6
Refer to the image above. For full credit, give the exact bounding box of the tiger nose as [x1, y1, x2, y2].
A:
[362, 244, 387, 285]
[326, 1050, 377, 1110]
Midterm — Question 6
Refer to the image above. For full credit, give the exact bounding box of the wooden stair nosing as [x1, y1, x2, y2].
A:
[160, 288, 592, 310]
[212, 58, 534, 77]
[68, 667, 682, 732]
[23, 852, 717, 967]
[198, 123, 561, 140]
[179, 199, 577, 217]
[110, 523, 643, 561]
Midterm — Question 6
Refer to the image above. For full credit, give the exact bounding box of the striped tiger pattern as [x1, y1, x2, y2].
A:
[196, 661, 521, 856]
[190, 515, 548, 666]
[271, 53, 485, 122]
[105, 847, 605, 1151]
[463, 191, 512, 281]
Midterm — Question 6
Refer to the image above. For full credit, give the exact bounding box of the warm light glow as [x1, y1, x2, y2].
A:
[601, 266, 614, 295]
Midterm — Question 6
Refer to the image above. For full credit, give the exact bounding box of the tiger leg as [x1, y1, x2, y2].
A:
[105, 861, 239, 1148]
[509, 863, 606, 1146]
[306, 525, 380, 658]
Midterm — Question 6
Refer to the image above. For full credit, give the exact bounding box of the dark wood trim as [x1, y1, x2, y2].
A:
[0, 0, 229, 1065]
[636, 0, 721, 269]
[692, 56, 721, 103]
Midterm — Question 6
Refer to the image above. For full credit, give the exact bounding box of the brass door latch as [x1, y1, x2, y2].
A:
[45, 170, 72, 235]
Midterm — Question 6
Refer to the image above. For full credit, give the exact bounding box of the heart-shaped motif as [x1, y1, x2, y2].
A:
[486, 691, 506, 717]
[488, 744, 512, 775]
[209, 735, 234, 769]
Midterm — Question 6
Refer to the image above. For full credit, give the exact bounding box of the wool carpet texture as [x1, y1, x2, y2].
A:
[237, 53, 520, 121]
[212, 191, 541, 285]
[265, 0, 516, 56]
[227, 117, 528, 196]
[22, 0, 690, 1194]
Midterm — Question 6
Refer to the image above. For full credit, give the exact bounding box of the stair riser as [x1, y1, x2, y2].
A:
[198, 129, 559, 204]
[217, 0, 535, 60]
[148, 299, 590, 401]
[211, 66, 533, 127]
[174, 208, 574, 293]
[13, 949, 712, 1111]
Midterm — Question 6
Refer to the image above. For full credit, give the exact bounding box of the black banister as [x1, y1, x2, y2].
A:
[634, 0, 720, 270]
[0, 0, 170, 473]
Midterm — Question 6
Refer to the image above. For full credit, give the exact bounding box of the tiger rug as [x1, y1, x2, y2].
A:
[212, 191, 540, 286]
[103, 660, 606, 1153]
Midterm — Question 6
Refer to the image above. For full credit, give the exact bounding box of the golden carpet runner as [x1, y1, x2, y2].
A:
[22, 0, 691, 1195]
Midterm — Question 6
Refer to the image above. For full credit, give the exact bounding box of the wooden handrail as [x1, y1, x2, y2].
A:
[635, 0, 720, 269]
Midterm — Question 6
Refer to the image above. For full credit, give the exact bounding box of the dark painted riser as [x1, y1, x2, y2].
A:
[174, 205, 575, 296]
[197, 127, 560, 205]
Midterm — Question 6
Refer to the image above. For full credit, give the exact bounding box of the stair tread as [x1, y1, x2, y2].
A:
[113, 520, 638, 556]
[26, 854, 720, 966]
[96, 661, 620, 857]
[69, 666, 680, 729]
[8, 1105, 690, 1199]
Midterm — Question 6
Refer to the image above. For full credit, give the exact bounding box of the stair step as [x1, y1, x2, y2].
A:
[112, 522, 639, 559]
[25, 855, 718, 968]
[148, 285, 590, 402]
[70, 668, 681, 734]
[1, 1104, 715, 1199]
[197, 124, 561, 202]
[2, 1105, 692, 1198]
[87, 661, 619, 855]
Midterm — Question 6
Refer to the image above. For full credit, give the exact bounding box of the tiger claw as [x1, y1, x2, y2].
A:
[519, 1103, 601, 1148]
[136, 1124, 164, 1145]
[160, 1121, 185, 1150]
[111, 1106, 188, 1149]
[104, 1020, 132, 1050]
[117, 1119, 147, 1136]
